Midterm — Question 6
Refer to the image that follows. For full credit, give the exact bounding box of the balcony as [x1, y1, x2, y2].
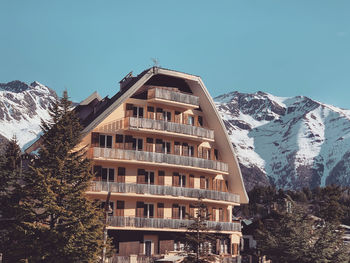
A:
[90, 181, 240, 203]
[147, 87, 199, 109]
[92, 147, 228, 173]
[95, 117, 214, 141]
[127, 117, 214, 141]
[107, 216, 241, 232]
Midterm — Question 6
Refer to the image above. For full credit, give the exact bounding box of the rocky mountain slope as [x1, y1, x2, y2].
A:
[215, 91, 350, 191]
[1, 80, 350, 191]
[0, 80, 57, 152]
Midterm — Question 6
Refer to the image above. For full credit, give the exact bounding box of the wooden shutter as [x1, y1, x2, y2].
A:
[117, 167, 125, 183]
[116, 201, 124, 216]
[93, 165, 102, 179]
[183, 114, 188, 124]
[155, 139, 163, 153]
[208, 207, 213, 221]
[174, 142, 181, 155]
[219, 208, 223, 221]
[172, 204, 179, 219]
[174, 111, 181, 123]
[156, 108, 163, 120]
[189, 205, 195, 218]
[232, 243, 238, 255]
[198, 147, 203, 158]
[116, 134, 124, 149]
[202, 147, 208, 159]
[91, 132, 100, 147]
[200, 176, 205, 189]
[182, 144, 188, 156]
[137, 169, 146, 184]
[125, 135, 134, 150]
[189, 175, 194, 188]
[147, 106, 155, 119]
[173, 173, 180, 187]
[157, 203, 164, 218]
[125, 103, 133, 117]
[146, 138, 153, 152]
[136, 202, 144, 217]
[158, 171, 165, 185]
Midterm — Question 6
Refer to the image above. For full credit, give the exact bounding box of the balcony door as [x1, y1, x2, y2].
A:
[145, 171, 155, 185]
[101, 168, 114, 182]
[133, 106, 144, 118]
[163, 111, 171, 122]
[99, 134, 113, 148]
[144, 203, 154, 218]
[144, 240, 152, 256]
[133, 137, 143, 151]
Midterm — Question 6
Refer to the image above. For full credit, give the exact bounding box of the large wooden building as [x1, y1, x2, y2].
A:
[31, 67, 248, 258]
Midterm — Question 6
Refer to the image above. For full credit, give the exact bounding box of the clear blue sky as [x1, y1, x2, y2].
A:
[1, 0, 350, 108]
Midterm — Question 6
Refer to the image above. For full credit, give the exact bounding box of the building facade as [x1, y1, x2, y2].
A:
[35, 67, 248, 258]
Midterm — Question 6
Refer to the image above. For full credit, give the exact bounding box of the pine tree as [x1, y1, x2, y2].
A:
[182, 200, 217, 263]
[0, 136, 29, 262]
[19, 91, 106, 262]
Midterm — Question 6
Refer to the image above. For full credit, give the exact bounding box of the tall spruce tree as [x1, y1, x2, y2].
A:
[0, 136, 29, 262]
[20, 91, 105, 262]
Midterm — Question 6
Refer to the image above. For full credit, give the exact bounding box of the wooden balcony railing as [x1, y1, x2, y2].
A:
[89, 181, 240, 203]
[95, 117, 214, 140]
[92, 147, 228, 173]
[148, 88, 199, 107]
[127, 117, 214, 140]
[107, 216, 241, 232]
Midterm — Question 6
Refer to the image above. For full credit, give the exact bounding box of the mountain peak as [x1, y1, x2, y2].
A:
[0, 80, 31, 93]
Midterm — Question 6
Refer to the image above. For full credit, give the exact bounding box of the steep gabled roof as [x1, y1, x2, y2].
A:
[79, 67, 249, 203]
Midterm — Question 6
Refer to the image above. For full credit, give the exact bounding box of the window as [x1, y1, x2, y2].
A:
[144, 203, 154, 218]
[116, 134, 124, 143]
[145, 171, 155, 185]
[102, 168, 114, 182]
[117, 167, 125, 183]
[133, 106, 144, 118]
[179, 205, 186, 219]
[180, 174, 186, 187]
[132, 138, 143, 151]
[162, 141, 171, 154]
[187, 115, 194, 125]
[214, 149, 219, 160]
[198, 116, 203, 126]
[188, 145, 195, 157]
[163, 111, 172, 122]
[99, 134, 112, 148]
[116, 201, 124, 216]
[147, 106, 155, 119]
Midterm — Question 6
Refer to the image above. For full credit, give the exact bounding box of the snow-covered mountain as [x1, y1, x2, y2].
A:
[0, 80, 57, 151]
[215, 91, 350, 191]
[1, 80, 350, 191]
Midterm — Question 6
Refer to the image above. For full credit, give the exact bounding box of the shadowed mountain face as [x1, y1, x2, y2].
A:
[215, 91, 350, 191]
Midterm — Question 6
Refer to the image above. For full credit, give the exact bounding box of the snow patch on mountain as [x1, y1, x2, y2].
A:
[215, 91, 350, 190]
[0, 81, 57, 148]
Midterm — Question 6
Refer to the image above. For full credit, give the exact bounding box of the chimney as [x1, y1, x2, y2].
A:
[119, 71, 134, 91]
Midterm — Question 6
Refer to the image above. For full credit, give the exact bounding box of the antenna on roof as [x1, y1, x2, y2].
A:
[151, 58, 160, 67]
